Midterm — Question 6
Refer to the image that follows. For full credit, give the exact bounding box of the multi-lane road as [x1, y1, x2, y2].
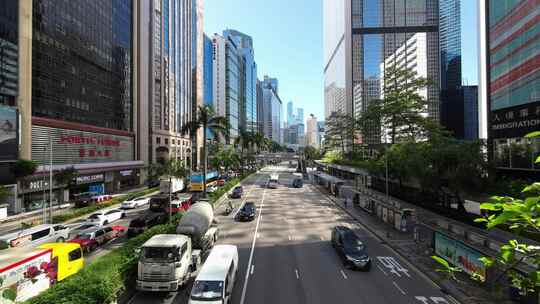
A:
[130, 164, 456, 304]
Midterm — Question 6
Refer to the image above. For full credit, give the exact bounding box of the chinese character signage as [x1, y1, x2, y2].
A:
[31, 126, 134, 165]
[0, 106, 18, 161]
[491, 103, 540, 139]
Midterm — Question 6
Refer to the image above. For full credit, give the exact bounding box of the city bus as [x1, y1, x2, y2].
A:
[189, 171, 219, 192]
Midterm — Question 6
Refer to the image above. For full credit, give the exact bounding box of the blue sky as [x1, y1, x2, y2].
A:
[204, 0, 478, 123]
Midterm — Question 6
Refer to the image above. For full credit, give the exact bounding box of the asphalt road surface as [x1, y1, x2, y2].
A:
[129, 163, 456, 304]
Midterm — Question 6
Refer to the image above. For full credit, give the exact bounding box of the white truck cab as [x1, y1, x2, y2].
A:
[188, 245, 239, 304]
[136, 234, 198, 292]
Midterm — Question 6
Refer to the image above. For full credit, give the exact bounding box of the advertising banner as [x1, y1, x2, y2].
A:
[31, 126, 134, 165]
[0, 106, 18, 161]
[434, 232, 486, 281]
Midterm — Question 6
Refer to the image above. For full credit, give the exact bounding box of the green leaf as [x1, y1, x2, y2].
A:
[479, 257, 495, 267]
[474, 218, 488, 223]
[525, 131, 540, 138]
[522, 183, 540, 193]
[479, 203, 502, 211]
[432, 255, 450, 268]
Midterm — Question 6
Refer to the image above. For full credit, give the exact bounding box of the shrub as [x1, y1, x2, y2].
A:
[25, 173, 252, 303]
[26, 213, 181, 304]
[52, 187, 159, 224]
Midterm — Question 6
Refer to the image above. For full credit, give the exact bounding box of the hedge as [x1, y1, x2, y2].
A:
[25, 174, 254, 303]
[26, 213, 182, 304]
[208, 171, 254, 204]
[52, 187, 159, 224]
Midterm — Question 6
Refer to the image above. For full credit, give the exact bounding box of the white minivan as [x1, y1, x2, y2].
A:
[0, 224, 71, 249]
[188, 245, 239, 304]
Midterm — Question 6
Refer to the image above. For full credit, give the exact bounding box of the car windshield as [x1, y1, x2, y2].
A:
[76, 224, 95, 230]
[343, 236, 366, 253]
[141, 247, 177, 262]
[88, 214, 101, 219]
[129, 219, 146, 228]
[135, 198, 146, 201]
[75, 233, 92, 240]
[190, 280, 223, 301]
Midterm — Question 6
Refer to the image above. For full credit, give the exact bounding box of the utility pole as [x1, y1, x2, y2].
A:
[49, 132, 53, 223]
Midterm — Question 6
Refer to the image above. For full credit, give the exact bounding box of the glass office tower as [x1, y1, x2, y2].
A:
[0, 0, 18, 106]
[223, 30, 258, 133]
[32, 0, 133, 131]
[324, 0, 440, 145]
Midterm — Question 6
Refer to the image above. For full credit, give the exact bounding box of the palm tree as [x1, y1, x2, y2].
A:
[213, 147, 240, 175]
[252, 132, 266, 153]
[234, 130, 255, 173]
[158, 159, 188, 223]
[181, 105, 229, 195]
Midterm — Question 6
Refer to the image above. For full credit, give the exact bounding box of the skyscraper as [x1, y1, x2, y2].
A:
[203, 33, 214, 139]
[480, 0, 540, 176]
[261, 76, 282, 143]
[212, 34, 241, 143]
[223, 30, 258, 133]
[287, 101, 294, 126]
[306, 114, 319, 148]
[323, 0, 440, 144]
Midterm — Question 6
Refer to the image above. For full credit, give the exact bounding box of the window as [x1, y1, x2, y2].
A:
[32, 229, 51, 241]
[53, 225, 66, 231]
[68, 248, 82, 261]
[105, 210, 117, 215]
[95, 230, 104, 237]
[165, 138, 169, 145]
[156, 137, 161, 144]
[103, 227, 113, 233]
[180, 243, 188, 257]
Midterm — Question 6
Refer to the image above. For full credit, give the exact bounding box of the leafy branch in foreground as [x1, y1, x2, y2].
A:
[432, 132, 540, 295]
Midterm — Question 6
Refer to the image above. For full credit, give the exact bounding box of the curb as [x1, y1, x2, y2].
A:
[311, 183, 464, 304]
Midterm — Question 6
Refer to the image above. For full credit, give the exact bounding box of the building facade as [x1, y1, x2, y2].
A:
[2, 0, 143, 214]
[223, 29, 258, 133]
[261, 76, 282, 143]
[323, 0, 440, 144]
[480, 0, 540, 176]
[212, 34, 241, 144]
[306, 114, 319, 148]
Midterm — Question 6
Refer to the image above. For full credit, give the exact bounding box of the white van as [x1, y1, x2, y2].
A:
[188, 245, 239, 304]
[0, 224, 71, 249]
[267, 174, 279, 189]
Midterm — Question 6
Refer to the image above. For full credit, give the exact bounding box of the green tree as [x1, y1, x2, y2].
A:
[325, 113, 356, 155]
[212, 147, 240, 174]
[234, 130, 255, 173]
[252, 132, 267, 153]
[11, 159, 38, 212]
[181, 105, 229, 195]
[359, 65, 435, 144]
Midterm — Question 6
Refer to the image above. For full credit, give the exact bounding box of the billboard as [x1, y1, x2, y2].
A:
[0, 106, 18, 161]
[434, 232, 486, 281]
[31, 126, 134, 165]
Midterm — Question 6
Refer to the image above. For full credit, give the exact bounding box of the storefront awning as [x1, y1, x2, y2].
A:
[35, 161, 145, 176]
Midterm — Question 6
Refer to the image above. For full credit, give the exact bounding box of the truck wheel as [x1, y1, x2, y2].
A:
[56, 237, 65, 243]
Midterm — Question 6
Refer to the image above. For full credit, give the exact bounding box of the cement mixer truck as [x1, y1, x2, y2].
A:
[136, 202, 219, 292]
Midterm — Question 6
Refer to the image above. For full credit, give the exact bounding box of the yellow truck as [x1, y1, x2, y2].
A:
[0, 243, 84, 303]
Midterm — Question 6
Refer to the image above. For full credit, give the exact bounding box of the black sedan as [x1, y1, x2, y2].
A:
[236, 202, 256, 221]
[230, 186, 244, 199]
[331, 226, 371, 270]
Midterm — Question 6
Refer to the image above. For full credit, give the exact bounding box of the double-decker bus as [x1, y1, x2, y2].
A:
[189, 171, 219, 192]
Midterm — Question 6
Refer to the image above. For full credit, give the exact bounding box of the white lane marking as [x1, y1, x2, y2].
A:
[340, 269, 348, 279]
[393, 281, 407, 295]
[377, 256, 411, 278]
[288, 235, 292, 241]
[376, 264, 388, 276]
[250, 265, 255, 275]
[295, 269, 300, 279]
[239, 170, 270, 304]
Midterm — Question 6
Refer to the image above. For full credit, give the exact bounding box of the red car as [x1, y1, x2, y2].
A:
[69, 226, 116, 253]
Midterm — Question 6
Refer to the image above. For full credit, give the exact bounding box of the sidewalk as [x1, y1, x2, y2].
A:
[311, 183, 515, 304]
[0, 186, 152, 235]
